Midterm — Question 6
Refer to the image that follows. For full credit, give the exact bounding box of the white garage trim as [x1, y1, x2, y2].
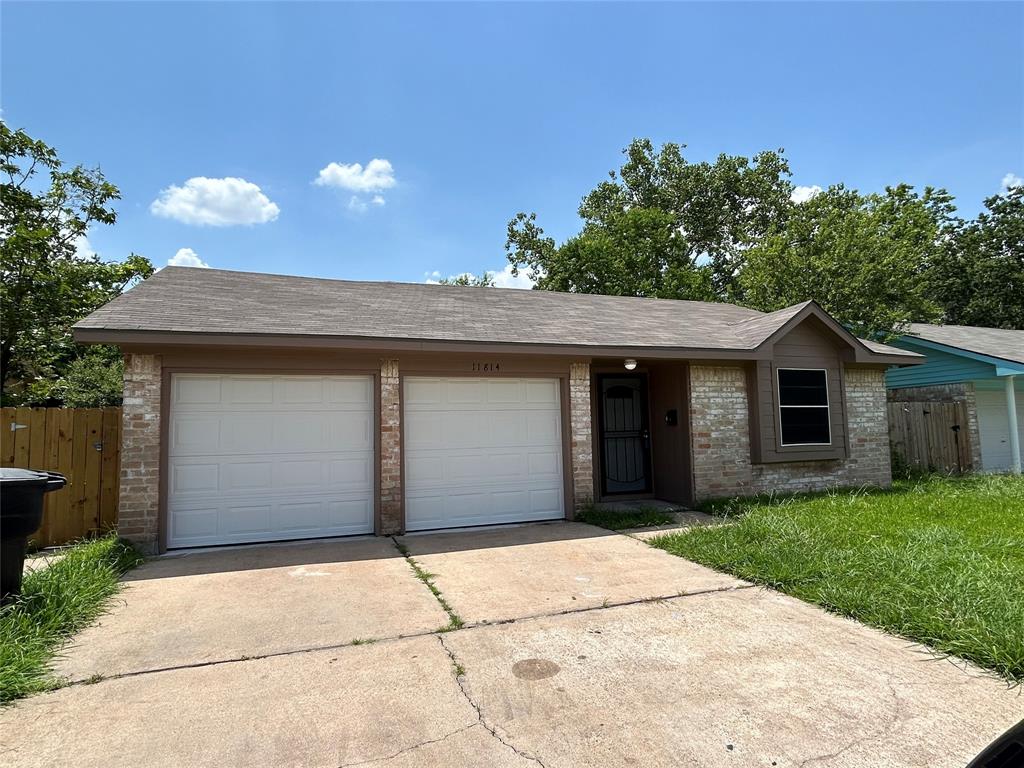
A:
[167, 374, 375, 548]
[403, 377, 566, 531]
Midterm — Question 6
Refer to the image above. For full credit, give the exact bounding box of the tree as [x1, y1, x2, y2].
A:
[505, 139, 793, 299]
[926, 185, 1024, 329]
[438, 271, 496, 286]
[738, 184, 951, 339]
[0, 123, 153, 403]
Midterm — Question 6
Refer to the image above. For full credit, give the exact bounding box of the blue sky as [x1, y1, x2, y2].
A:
[3, 1, 1022, 285]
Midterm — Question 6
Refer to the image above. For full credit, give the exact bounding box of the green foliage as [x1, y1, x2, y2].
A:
[652, 475, 1024, 682]
[506, 139, 793, 300]
[926, 185, 1024, 330]
[576, 504, 674, 530]
[505, 137, 1021, 336]
[0, 535, 143, 703]
[57, 347, 125, 407]
[0, 123, 153, 404]
[739, 184, 950, 338]
[438, 271, 496, 287]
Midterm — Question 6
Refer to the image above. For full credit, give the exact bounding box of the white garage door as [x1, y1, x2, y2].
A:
[403, 377, 565, 531]
[168, 374, 374, 548]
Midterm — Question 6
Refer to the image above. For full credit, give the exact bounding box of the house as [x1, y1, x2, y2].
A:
[73, 267, 921, 554]
[886, 323, 1023, 474]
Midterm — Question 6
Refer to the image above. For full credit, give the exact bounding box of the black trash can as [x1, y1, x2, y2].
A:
[0, 468, 67, 603]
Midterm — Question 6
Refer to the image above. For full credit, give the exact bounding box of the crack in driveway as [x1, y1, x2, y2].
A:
[438, 634, 546, 767]
[336, 721, 479, 767]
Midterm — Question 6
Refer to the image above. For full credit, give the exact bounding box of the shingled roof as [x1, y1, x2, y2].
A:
[905, 323, 1024, 366]
[73, 267, 918, 363]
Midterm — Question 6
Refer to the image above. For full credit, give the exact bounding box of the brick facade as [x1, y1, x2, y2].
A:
[569, 362, 594, 511]
[379, 359, 402, 534]
[690, 365, 891, 500]
[119, 353, 162, 554]
[888, 382, 983, 471]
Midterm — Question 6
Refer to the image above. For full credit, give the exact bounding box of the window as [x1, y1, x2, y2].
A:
[777, 368, 831, 446]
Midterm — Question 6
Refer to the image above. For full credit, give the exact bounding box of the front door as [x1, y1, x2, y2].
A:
[598, 375, 652, 495]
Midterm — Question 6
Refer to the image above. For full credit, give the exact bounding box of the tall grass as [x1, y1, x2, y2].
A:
[652, 475, 1024, 683]
[0, 535, 143, 703]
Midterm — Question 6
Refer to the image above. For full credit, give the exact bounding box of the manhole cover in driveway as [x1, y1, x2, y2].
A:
[512, 658, 561, 680]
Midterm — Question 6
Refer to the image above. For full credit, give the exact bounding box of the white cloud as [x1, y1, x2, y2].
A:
[488, 264, 534, 289]
[73, 234, 96, 260]
[425, 265, 535, 289]
[314, 159, 396, 192]
[790, 185, 822, 204]
[167, 247, 209, 268]
[1002, 172, 1023, 191]
[317, 159, 396, 213]
[150, 177, 280, 226]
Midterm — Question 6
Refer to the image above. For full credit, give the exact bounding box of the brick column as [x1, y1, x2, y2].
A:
[569, 362, 594, 512]
[119, 354, 162, 554]
[379, 359, 403, 534]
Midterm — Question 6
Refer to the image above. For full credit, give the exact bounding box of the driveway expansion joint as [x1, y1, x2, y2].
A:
[438, 634, 547, 767]
[56, 583, 755, 689]
[391, 537, 465, 632]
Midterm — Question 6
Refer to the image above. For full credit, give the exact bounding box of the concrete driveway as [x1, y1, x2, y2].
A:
[1, 522, 1020, 767]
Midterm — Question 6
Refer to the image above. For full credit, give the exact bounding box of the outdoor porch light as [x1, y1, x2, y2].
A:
[624, 359, 638, 371]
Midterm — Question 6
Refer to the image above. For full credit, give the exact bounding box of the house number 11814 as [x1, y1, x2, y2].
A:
[472, 362, 501, 372]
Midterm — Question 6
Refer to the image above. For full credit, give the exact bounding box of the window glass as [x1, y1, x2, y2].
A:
[778, 369, 830, 445]
[778, 368, 829, 406]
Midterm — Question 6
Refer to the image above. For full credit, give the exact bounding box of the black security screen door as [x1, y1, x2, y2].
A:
[599, 375, 652, 495]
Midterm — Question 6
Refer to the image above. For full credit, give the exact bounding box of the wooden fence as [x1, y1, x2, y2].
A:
[887, 400, 973, 474]
[1, 407, 122, 548]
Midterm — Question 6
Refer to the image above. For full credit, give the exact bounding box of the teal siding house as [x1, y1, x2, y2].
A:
[886, 324, 1023, 473]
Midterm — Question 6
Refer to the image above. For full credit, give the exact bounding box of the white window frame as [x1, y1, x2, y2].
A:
[777, 367, 832, 447]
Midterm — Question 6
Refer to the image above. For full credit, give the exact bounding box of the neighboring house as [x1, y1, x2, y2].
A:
[886, 324, 1024, 474]
[73, 268, 920, 554]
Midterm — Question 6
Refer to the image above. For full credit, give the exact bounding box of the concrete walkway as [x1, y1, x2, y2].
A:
[1, 522, 1020, 767]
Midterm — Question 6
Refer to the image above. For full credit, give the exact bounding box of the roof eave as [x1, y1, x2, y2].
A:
[72, 326, 919, 365]
[896, 335, 1024, 372]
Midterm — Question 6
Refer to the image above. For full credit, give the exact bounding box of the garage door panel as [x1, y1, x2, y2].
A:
[526, 379, 559, 404]
[224, 377, 275, 405]
[326, 377, 373, 404]
[280, 377, 325, 404]
[219, 504, 272, 535]
[327, 458, 372, 488]
[527, 451, 561, 478]
[526, 413, 559, 443]
[171, 417, 222, 455]
[406, 455, 444, 486]
[171, 463, 220, 494]
[405, 378, 442, 405]
[486, 379, 523, 403]
[174, 376, 222, 405]
[404, 376, 564, 531]
[447, 379, 485, 404]
[168, 374, 374, 548]
[223, 461, 274, 491]
[405, 495, 445, 530]
[487, 412, 528, 443]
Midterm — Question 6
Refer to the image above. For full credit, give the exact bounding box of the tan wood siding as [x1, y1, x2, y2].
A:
[750, 317, 850, 463]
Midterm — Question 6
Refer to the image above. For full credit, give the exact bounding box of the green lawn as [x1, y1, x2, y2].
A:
[576, 505, 675, 531]
[0, 535, 142, 703]
[649, 474, 1024, 683]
